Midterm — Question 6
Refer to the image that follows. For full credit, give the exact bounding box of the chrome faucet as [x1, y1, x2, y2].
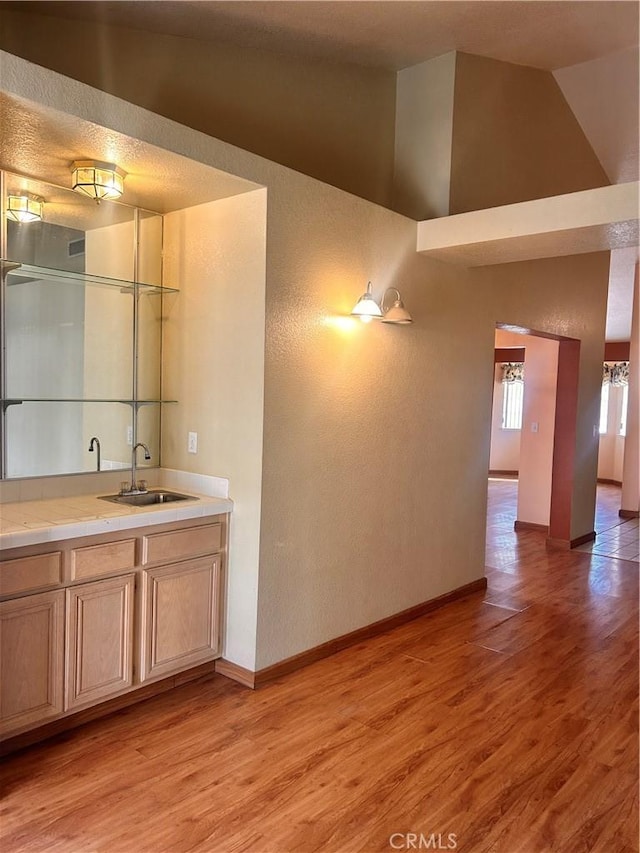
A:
[88, 436, 101, 472]
[120, 442, 151, 496]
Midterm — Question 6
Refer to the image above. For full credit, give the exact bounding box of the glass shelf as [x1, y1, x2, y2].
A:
[0, 259, 178, 295]
[2, 398, 177, 406]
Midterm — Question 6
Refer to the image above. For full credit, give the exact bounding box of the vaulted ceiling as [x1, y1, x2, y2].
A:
[5, 1, 638, 187]
[5, 1, 637, 71]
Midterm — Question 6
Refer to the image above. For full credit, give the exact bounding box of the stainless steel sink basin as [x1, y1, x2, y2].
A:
[99, 490, 197, 506]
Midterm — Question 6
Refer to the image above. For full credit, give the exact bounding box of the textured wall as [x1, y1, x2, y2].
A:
[475, 253, 609, 541]
[491, 329, 561, 527]
[516, 335, 559, 528]
[450, 53, 610, 214]
[162, 192, 267, 670]
[555, 47, 639, 184]
[393, 52, 457, 220]
[256, 183, 609, 665]
[0, 8, 397, 209]
[1, 53, 611, 672]
[256, 184, 490, 668]
[621, 265, 639, 513]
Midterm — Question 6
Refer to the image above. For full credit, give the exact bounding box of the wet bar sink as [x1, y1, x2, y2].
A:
[99, 490, 197, 506]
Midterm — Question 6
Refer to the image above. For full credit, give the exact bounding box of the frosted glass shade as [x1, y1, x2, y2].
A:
[382, 298, 413, 324]
[351, 282, 383, 321]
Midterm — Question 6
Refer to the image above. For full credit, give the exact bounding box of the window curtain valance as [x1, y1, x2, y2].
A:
[603, 362, 629, 387]
[501, 362, 524, 383]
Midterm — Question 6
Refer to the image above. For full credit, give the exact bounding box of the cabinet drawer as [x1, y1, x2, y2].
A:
[0, 552, 62, 597]
[70, 539, 136, 582]
[142, 523, 222, 566]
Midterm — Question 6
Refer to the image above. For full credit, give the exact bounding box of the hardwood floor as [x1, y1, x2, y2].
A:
[1, 483, 638, 853]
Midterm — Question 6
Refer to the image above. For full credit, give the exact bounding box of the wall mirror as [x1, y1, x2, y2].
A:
[1, 171, 173, 480]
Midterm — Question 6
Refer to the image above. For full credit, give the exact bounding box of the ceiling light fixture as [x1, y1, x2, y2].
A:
[71, 160, 126, 202]
[350, 283, 413, 324]
[6, 193, 44, 223]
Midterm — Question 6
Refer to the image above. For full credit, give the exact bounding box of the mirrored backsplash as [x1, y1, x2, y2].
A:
[1, 170, 172, 480]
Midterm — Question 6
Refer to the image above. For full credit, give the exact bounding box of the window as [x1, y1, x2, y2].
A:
[599, 382, 610, 434]
[502, 380, 524, 430]
[620, 384, 629, 436]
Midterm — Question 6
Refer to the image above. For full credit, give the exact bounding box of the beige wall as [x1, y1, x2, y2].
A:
[0, 8, 396, 209]
[162, 191, 267, 670]
[475, 254, 609, 541]
[393, 52, 456, 220]
[450, 53, 610, 214]
[492, 329, 560, 529]
[2, 53, 611, 673]
[256, 184, 489, 668]
[516, 335, 559, 528]
[255, 184, 608, 666]
[554, 46, 639, 184]
[621, 265, 639, 513]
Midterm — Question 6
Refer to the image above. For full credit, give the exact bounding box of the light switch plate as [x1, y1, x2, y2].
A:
[188, 431, 198, 454]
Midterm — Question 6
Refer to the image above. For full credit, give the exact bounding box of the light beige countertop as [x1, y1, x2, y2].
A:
[0, 470, 233, 550]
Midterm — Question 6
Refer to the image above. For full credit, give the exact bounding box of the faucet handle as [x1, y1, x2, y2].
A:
[137, 479, 148, 493]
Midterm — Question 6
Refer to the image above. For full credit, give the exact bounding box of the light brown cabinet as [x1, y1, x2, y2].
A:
[0, 552, 62, 597]
[65, 574, 135, 710]
[142, 556, 220, 681]
[0, 589, 65, 736]
[70, 540, 136, 582]
[0, 514, 227, 744]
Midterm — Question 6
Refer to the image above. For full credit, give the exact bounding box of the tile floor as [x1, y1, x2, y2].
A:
[487, 478, 639, 564]
[576, 480, 639, 562]
[576, 517, 639, 562]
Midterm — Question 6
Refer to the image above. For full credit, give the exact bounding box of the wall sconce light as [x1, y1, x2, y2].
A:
[350, 282, 383, 323]
[350, 283, 413, 324]
[6, 193, 44, 223]
[380, 287, 413, 324]
[71, 160, 126, 201]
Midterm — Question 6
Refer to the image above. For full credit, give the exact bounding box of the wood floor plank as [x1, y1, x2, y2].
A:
[1, 480, 637, 852]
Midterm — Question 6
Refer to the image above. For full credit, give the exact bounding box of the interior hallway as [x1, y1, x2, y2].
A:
[1, 484, 638, 852]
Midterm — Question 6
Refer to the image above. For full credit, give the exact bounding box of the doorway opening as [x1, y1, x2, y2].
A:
[488, 323, 587, 549]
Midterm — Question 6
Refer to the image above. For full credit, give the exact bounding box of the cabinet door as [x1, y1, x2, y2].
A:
[65, 575, 135, 711]
[0, 590, 65, 737]
[141, 556, 221, 682]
